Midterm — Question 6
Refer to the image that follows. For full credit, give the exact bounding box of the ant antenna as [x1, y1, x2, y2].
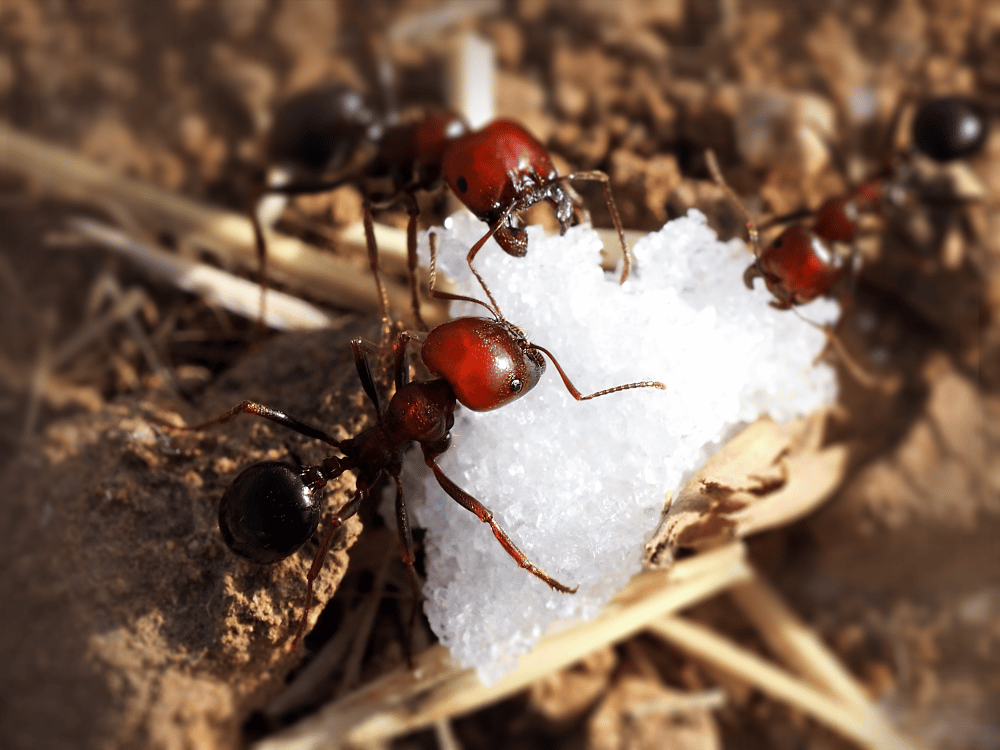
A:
[427, 230, 503, 319]
[527, 341, 666, 400]
[429, 233, 666, 402]
[705, 149, 762, 259]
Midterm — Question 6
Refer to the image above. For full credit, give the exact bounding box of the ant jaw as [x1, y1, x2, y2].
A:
[494, 222, 528, 257]
[743, 262, 763, 290]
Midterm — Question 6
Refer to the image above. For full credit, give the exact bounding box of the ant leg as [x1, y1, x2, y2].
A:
[391, 330, 418, 389]
[563, 171, 632, 284]
[526, 343, 666, 400]
[249, 191, 273, 336]
[423, 454, 577, 594]
[247, 176, 356, 334]
[362, 201, 393, 346]
[705, 149, 763, 261]
[403, 192, 429, 331]
[792, 309, 901, 393]
[465, 204, 518, 313]
[757, 208, 815, 232]
[390, 473, 423, 662]
[426, 231, 499, 316]
[350, 338, 384, 413]
[292, 486, 368, 647]
[174, 400, 341, 448]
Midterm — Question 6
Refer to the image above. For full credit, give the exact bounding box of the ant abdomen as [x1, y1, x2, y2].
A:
[421, 318, 545, 412]
[218, 461, 321, 565]
[911, 96, 987, 163]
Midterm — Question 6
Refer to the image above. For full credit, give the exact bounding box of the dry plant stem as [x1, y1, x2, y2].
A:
[627, 689, 728, 718]
[0, 125, 446, 327]
[336, 552, 395, 697]
[69, 218, 335, 331]
[433, 719, 462, 750]
[264, 594, 374, 722]
[648, 616, 915, 750]
[255, 543, 753, 750]
[729, 576, 877, 712]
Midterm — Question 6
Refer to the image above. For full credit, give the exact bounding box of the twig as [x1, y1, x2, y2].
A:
[255, 543, 754, 749]
[648, 615, 916, 750]
[0, 124, 447, 328]
[68, 218, 335, 331]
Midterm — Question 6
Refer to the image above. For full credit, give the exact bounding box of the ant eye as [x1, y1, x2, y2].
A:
[772, 237, 783, 249]
[456, 175, 468, 193]
[510, 379, 523, 394]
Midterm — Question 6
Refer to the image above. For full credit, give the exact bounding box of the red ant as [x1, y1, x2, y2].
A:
[255, 93, 634, 331]
[706, 95, 989, 310]
[440, 118, 634, 299]
[177, 234, 665, 646]
[705, 148, 864, 310]
[257, 84, 468, 332]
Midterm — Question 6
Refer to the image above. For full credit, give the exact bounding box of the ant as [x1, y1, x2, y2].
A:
[176, 233, 665, 647]
[255, 92, 634, 332]
[257, 83, 468, 332]
[706, 95, 989, 310]
[706, 147, 862, 310]
[439, 118, 634, 301]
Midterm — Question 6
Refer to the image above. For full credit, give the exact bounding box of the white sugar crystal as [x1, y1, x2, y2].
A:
[404, 209, 838, 683]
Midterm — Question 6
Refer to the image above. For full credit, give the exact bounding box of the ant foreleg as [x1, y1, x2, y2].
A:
[291, 485, 368, 648]
[350, 338, 384, 414]
[424, 454, 578, 594]
[426, 231, 498, 314]
[174, 400, 341, 448]
[562, 170, 632, 284]
[526, 344, 666, 400]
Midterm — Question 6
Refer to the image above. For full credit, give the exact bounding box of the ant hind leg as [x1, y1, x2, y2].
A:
[424, 453, 578, 594]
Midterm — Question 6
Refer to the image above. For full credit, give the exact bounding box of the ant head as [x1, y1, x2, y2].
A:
[759, 224, 847, 306]
[218, 462, 321, 564]
[420, 317, 546, 412]
[442, 119, 558, 223]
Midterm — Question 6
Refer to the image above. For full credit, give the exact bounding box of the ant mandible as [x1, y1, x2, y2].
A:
[178, 234, 665, 646]
[706, 95, 989, 310]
